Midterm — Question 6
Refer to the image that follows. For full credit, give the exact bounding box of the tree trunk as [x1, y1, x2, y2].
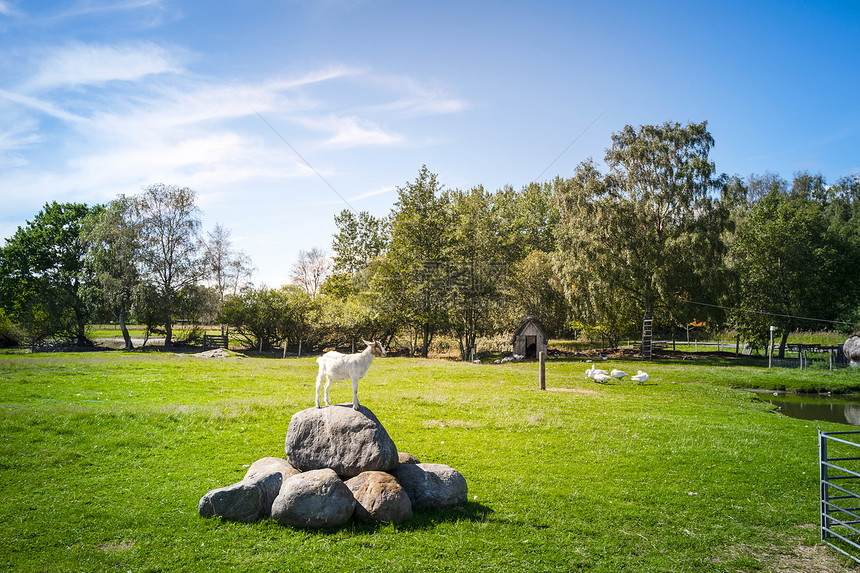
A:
[422, 323, 430, 358]
[164, 315, 173, 348]
[778, 328, 790, 359]
[118, 313, 134, 350]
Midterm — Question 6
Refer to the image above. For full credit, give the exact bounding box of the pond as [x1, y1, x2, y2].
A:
[752, 390, 860, 426]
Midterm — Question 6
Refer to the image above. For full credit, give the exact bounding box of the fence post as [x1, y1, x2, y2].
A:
[539, 351, 546, 390]
[820, 431, 828, 541]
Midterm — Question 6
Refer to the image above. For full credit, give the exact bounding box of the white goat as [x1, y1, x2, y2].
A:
[315, 340, 386, 409]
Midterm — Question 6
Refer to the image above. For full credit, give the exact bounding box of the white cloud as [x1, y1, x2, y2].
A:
[52, 0, 172, 21]
[362, 74, 468, 117]
[0, 88, 87, 123]
[0, 1, 18, 16]
[348, 185, 396, 202]
[25, 42, 183, 90]
[320, 116, 404, 149]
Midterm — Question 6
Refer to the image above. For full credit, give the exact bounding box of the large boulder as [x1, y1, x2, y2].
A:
[198, 471, 283, 522]
[285, 405, 398, 478]
[345, 471, 413, 523]
[270, 469, 355, 528]
[845, 335, 860, 365]
[392, 463, 468, 508]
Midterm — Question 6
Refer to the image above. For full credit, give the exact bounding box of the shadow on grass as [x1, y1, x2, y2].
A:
[227, 502, 495, 535]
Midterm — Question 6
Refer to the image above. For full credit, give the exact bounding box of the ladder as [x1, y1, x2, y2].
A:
[641, 318, 653, 359]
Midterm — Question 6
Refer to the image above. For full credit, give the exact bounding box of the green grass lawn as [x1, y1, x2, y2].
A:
[1, 351, 858, 571]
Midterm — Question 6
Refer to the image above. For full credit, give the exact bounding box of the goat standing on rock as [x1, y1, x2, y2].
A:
[315, 340, 386, 410]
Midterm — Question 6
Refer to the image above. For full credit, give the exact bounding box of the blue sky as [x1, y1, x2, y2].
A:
[1, 0, 859, 287]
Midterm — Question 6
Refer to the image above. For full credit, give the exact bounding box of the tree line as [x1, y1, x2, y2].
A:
[0, 184, 253, 349]
[2, 121, 859, 358]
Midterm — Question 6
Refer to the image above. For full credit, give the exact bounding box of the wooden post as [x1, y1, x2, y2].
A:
[539, 351, 546, 390]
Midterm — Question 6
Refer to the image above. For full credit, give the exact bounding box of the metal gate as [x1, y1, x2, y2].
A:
[819, 430, 860, 563]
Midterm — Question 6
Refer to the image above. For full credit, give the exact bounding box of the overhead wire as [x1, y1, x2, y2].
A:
[252, 108, 358, 215]
[680, 298, 858, 328]
[534, 108, 606, 182]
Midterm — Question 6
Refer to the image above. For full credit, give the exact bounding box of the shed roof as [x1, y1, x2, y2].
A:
[511, 316, 547, 342]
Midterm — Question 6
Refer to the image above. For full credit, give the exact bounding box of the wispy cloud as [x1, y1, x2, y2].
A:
[0, 1, 20, 17]
[0, 88, 87, 123]
[52, 0, 173, 22]
[24, 42, 183, 90]
[361, 74, 469, 117]
[348, 185, 396, 202]
[313, 115, 404, 149]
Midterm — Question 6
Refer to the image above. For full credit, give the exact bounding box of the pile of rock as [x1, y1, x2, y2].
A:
[198, 405, 468, 527]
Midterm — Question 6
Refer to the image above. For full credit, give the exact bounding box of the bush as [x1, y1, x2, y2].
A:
[0, 308, 22, 347]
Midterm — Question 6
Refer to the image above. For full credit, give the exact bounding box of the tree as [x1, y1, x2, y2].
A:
[501, 250, 569, 338]
[291, 247, 332, 298]
[219, 284, 314, 351]
[202, 223, 255, 304]
[445, 186, 506, 360]
[82, 196, 141, 350]
[0, 201, 98, 344]
[133, 184, 202, 348]
[386, 166, 451, 357]
[493, 181, 559, 261]
[730, 175, 860, 355]
[331, 210, 389, 275]
[554, 122, 730, 346]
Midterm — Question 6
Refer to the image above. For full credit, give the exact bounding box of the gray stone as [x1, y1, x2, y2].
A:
[845, 335, 860, 365]
[345, 471, 413, 523]
[271, 468, 355, 528]
[392, 463, 468, 508]
[244, 457, 301, 482]
[285, 405, 398, 478]
[398, 452, 420, 465]
[198, 471, 283, 522]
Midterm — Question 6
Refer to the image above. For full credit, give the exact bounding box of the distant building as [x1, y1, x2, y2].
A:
[511, 316, 547, 359]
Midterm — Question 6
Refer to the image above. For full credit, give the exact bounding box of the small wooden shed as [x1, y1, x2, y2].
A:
[511, 316, 548, 359]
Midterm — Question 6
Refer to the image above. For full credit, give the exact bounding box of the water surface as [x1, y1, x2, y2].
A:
[753, 391, 860, 426]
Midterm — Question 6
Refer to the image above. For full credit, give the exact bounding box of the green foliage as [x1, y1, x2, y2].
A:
[444, 186, 506, 360]
[0, 201, 100, 344]
[331, 210, 389, 275]
[385, 166, 452, 356]
[81, 196, 141, 349]
[729, 173, 860, 354]
[493, 181, 559, 259]
[500, 250, 569, 336]
[0, 308, 21, 347]
[554, 122, 731, 342]
[219, 285, 315, 350]
[134, 184, 203, 348]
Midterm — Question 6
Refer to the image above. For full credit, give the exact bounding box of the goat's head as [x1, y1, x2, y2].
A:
[363, 340, 386, 357]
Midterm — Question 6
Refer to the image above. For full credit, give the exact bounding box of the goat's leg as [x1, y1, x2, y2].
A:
[324, 377, 332, 407]
[351, 377, 360, 410]
[315, 370, 324, 408]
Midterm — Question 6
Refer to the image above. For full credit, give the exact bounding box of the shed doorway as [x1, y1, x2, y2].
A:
[525, 335, 537, 359]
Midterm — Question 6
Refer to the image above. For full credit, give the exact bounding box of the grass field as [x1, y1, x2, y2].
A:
[1, 350, 859, 571]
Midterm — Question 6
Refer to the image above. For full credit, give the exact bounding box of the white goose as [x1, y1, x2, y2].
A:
[610, 368, 628, 380]
[593, 371, 612, 384]
[631, 370, 649, 384]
